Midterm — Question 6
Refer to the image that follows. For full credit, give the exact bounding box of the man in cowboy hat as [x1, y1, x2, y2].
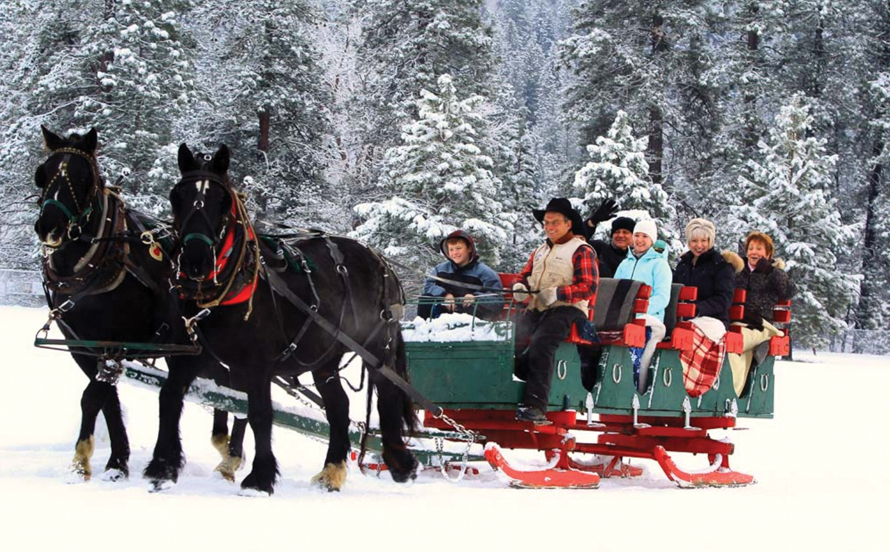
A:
[511, 198, 598, 424]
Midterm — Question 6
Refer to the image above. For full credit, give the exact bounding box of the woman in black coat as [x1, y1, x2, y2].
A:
[672, 218, 735, 328]
[726, 231, 795, 396]
[734, 231, 795, 327]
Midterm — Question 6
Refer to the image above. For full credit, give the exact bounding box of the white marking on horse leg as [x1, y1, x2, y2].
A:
[70, 436, 95, 481]
[211, 434, 243, 482]
[311, 461, 347, 492]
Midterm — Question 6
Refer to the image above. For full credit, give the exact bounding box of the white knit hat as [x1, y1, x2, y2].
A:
[633, 219, 658, 243]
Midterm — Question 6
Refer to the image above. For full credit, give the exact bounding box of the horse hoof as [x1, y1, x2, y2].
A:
[240, 473, 274, 496]
[99, 468, 128, 482]
[64, 467, 90, 484]
[311, 461, 347, 492]
[386, 452, 419, 484]
[149, 479, 175, 493]
[214, 454, 244, 483]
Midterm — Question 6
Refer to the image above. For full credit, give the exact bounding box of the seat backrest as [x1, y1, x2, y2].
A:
[663, 283, 683, 335]
[593, 278, 645, 332]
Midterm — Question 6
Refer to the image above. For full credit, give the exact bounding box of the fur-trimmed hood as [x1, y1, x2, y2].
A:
[724, 251, 744, 273]
[727, 252, 787, 274]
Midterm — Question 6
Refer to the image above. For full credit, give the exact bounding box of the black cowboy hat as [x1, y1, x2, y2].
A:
[533, 197, 586, 237]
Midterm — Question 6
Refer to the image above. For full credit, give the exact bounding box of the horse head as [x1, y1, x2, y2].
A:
[170, 143, 233, 282]
[34, 126, 101, 250]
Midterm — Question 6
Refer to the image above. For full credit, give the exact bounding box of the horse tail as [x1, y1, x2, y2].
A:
[393, 330, 418, 436]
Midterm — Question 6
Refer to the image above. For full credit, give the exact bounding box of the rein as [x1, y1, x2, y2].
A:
[383, 256, 539, 295]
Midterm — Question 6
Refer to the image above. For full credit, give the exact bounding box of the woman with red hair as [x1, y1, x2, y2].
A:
[727, 231, 795, 395]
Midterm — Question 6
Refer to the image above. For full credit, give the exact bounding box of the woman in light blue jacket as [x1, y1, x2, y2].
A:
[614, 220, 672, 392]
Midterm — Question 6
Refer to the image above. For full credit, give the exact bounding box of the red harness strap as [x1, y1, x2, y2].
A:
[182, 202, 257, 306]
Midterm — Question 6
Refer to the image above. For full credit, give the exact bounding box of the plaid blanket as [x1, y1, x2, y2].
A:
[680, 323, 727, 397]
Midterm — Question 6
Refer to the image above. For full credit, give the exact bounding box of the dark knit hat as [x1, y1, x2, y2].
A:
[611, 216, 636, 235]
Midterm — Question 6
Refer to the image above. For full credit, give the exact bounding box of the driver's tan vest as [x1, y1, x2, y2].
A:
[528, 237, 592, 315]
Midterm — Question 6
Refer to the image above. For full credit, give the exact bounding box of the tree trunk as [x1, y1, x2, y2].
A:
[853, 139, 884, 353]
[648, 106, 664, 186]
[743, 3, 760, 150]
[257, 109, 270, 153]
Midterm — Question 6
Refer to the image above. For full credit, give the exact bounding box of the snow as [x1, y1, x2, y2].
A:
[401, 313, 511, 342]
[1, 304, 888, 552]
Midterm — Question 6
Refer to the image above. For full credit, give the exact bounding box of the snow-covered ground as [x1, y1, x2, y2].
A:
[2, 305, 887, 552]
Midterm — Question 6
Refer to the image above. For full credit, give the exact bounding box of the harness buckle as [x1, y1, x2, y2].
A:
[336, 265, 348, 276]
[58, 299, 75, 313]
[67, 223, 82, 241]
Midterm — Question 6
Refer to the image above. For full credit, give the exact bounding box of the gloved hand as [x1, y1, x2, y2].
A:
[512, 283, 530, 303]
[585, 198, 619, 229]
[538, 287, 558, 307]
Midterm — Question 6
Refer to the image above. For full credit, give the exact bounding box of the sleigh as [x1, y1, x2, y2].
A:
[405, 276, 791, 489]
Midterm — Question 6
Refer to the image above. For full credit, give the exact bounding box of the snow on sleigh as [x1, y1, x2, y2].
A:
[404, 275, 791, 489]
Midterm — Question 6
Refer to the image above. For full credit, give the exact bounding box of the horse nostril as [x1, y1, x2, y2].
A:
[42, 231, 63, 248]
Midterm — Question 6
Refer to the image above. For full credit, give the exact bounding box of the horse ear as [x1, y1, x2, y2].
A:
[211, 144, 230, 175]
[42, 126, 64, 151]
[82, 128, 98, 153]
[178, 143, 197, 173]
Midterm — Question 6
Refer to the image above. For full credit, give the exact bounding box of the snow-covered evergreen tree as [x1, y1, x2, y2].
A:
[76, 0, 196, 214]
[352, 0, 495, 189]
[352, 75, 508, 282]
[186, 0, 335, 228]
[573, 110, 678, 245]
[731, 95, 859, 350]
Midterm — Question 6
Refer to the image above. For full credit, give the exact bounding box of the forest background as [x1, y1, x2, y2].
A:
[0, 0, 887, 355]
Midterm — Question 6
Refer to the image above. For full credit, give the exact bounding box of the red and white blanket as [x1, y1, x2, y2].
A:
[680, 317, 727, 397]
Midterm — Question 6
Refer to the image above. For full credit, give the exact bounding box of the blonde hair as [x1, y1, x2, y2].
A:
[685, 218, 716, 245]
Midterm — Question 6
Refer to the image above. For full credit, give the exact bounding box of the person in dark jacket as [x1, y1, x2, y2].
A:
[582, 199, 635, 278]
[733, 231, 795, 326]
[673, 218, 735, 329]
[726, 231, 795, 395]
[419, 230, 502, 320]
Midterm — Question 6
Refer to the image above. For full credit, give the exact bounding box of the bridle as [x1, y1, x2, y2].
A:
[170, 169, 233, 255]
[171, 167, 261, 317]
[37, 147, 103, 246]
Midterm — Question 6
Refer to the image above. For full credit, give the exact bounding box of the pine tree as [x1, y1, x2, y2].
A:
[352, 75, 508, 284]
[352, 0, 495, 189]
[731, 95, 859, 350]
[186, 0, 335, 228]
[78, 0, 196, 214]
[572, 110, 678, 246]
[850, 1, 890, 349]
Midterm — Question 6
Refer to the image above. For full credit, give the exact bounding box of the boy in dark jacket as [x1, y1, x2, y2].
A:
[419, 230, 502, 320]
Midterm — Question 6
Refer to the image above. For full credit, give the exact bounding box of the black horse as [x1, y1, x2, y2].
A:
[145, 143, 418, 494]
[34, 127, 246, 482]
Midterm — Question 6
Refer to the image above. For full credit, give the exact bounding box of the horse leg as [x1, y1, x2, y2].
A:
[143, 360, 200, 489]
[239, 376, 279, 495]
[70, 354, 122, 482]
[310, 363, 350, 492]
[203, 362, 245, 482]
[99, 386, 130, 480]
[71, 379, 104, 481]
